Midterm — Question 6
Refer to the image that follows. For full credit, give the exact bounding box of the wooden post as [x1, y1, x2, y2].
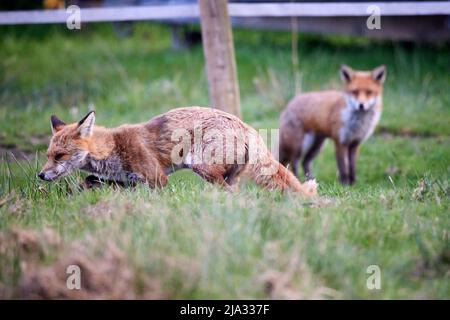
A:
[199, 0, 241, 118]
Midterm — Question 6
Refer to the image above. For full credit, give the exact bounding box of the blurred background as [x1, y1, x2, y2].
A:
[1, 0, 448, 171]
[2, 0, 450, 42]
[0, 0, 449, 300]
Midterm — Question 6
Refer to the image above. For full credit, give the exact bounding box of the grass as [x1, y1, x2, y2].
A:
[0, 23, 449, 299]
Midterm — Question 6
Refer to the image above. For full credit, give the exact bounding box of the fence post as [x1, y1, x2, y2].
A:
[199, 0, 241, 118]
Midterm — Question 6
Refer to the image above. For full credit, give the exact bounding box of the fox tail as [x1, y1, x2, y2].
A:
[247, 152, 317, 197]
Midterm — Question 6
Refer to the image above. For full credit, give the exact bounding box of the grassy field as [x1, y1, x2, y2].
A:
[0, 23, 449, 299]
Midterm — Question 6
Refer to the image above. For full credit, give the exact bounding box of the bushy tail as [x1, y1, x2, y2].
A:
[248, 154, 317, 197]
[276, 161, 318, 197]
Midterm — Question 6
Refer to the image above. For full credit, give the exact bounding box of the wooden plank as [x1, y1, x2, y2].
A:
[229, 2, 450, 17]
[199, 0, 241, 117]
[0, 5, 199, 24]
[1, 2, 450, 25]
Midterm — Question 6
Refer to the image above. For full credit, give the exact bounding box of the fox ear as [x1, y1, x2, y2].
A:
[340, 65, 354, 83]
[77, 111, 95, 138]
[372, 65, 387, 83]
[50, 115, 66, 135]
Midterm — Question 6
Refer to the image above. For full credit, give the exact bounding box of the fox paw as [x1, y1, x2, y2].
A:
[125, 172, 145, 187]
[82, 175, 103, 189]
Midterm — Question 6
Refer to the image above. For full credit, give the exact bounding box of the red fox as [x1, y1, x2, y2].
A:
[279, 65, 386, 185]
[38, 107, 317, 197]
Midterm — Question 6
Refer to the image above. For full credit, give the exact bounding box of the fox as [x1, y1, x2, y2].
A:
[38, 107, 317, 197]
[279, 64, 387, 185]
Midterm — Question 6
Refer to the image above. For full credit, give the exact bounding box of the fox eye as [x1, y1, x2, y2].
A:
[352, 90, 359, 96]
[54, 153, 65, 161]
[366, 90, 373, 96]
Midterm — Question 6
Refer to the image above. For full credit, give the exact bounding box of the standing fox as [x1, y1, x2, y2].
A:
[38, 107, 317, 197]
[279, 65, 387, 185]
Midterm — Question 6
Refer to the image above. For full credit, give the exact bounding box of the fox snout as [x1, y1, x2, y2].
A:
[356, 99, 375, 111]
[38, 171, 54, 181]
[37, 171, 57, 181]
[346, 94, 378, 112]
[37, 171, 46, 181]
[38, 154, 85, 181]
[37, 166, 61, 181]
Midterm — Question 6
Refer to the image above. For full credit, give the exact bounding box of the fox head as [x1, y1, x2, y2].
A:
[38, 111, 95, 181]
[340, 64, 387, 111]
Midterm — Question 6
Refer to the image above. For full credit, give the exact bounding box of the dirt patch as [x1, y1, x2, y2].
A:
[376, 127, 445, 139]
[0, 227, 62, 298]
[18, 240, 166, 299]
[0, 227, 166, 299]
[0, 227, 61, 260]
[0, 134, 49, 162]
[0, 143, 36, 162]
[27, 134, 50, 148]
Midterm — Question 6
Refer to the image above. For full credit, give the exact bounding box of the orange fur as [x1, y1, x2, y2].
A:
[40, 107, 317, 197]
[279, 65, 386, 185]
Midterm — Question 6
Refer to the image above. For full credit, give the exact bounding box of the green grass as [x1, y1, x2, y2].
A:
[0, 23, 449, 299]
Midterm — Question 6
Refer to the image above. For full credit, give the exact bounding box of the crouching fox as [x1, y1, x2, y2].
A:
[279, 65, 387, 185]
[38, 107, 317, 197]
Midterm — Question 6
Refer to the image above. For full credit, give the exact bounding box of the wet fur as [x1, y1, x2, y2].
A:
[41, 107, 317, 197]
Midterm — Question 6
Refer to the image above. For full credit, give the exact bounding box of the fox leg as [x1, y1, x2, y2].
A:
[278, 144, 290, 168]
[279, 125, 304, 176]
[130, 159, 168, 189]
[192, 164, 234, 192]
[136, 169, 168, 189]
[335, 142, 350, 185]
[82, 175, 103, 189]
[281, 139, 304, 177]
[290, 146, 303, 177]
[302, 135, 326, 180]
[82, 175, 126, 189]
[145, 168, 169, 189]
[224, 164, 247, 186]
[348, 142, 360, 185]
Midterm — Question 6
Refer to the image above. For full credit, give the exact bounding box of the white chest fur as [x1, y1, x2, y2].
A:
[339, 105, 381, 145]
